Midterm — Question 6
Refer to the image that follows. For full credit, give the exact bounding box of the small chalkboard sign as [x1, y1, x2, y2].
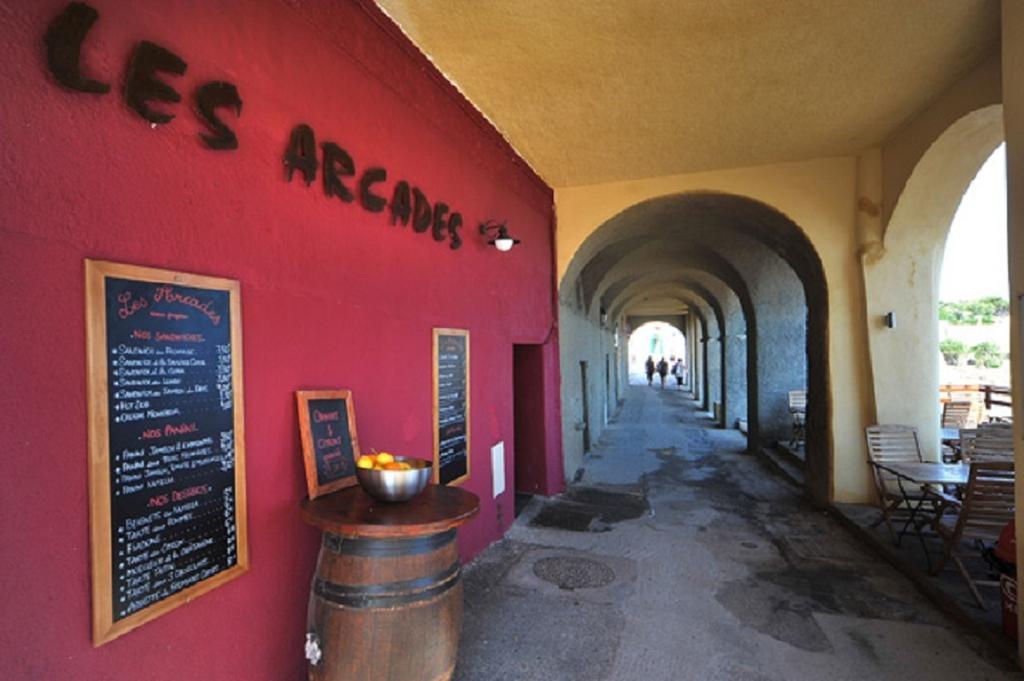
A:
[433, 328, 470, 486]
[296, 390, 360, 499]
[85, 260, 248, 646]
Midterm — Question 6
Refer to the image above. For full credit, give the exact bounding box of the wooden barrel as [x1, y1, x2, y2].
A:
[308, 530, 463, 681]
[301, 485, 479, 681]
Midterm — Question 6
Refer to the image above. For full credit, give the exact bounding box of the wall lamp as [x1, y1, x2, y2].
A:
[479, 220, 520, 252]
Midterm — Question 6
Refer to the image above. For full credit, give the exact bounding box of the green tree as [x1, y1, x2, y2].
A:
[939, 339, 966, 366]
[938, 297, 1010, 325]
[981, 296, 1009, 316]
[970, 341, 1004, 369]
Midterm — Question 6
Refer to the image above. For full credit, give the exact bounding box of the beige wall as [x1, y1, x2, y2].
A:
[556, 157, 877, 502]
[558, 302, 617, 479]
[881, 53, 1002, 229]
[866, 106, 1004, 461]
[866, 53, 1002, 464]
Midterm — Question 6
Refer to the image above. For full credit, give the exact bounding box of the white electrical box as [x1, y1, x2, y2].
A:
[491, 442, 505, 498]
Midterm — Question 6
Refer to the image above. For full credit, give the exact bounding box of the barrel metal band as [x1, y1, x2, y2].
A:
[314, 561, 461, 609]
[323, 530, 455, 558]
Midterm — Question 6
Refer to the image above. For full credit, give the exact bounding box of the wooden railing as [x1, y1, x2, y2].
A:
[939, 384, 1012, 412]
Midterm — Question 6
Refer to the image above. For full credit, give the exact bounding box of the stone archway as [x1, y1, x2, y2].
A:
[864, 105, 1004, 459]
[615, 282, 727, 419]
[559, 192, 831, 504]
[625, 320, 687, 383]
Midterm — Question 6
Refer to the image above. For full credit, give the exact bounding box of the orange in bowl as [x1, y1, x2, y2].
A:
[355, 455, 431, 502]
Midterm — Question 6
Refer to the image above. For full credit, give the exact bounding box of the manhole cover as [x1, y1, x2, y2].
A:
[533, 556, 615, 590]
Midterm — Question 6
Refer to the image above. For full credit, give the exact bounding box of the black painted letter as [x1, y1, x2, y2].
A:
[359, 167, 388, 212]
[194, 81, 242, 150]
[322, 142, 355, 202]
[431, 203, 449, 242]
[447, 212, 463, 250]
[412, 188, 432, 233]
[124, 41, 187, 124]
[284, 124, 317, 185]
[389, 181, 411, 226]
[44, 2, 110, 94]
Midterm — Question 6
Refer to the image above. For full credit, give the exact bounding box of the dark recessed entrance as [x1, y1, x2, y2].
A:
[513, 344, 548, 502]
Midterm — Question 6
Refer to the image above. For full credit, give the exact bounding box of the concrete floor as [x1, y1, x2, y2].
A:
[833, 502, 1007, 644]
[454, 383, 1021, 680]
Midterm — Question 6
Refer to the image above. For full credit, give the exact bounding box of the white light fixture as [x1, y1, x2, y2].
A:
[479, 220, 521, 251]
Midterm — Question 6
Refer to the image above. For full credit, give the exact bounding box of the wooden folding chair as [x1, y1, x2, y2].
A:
[941, 401, 983, 461]
[962, 422, 1014, 464]
[865, 425, 933, 543]
[958, 428, 977, 461]
[942, 401, 980, 430]
[931, 461, 1015, 608]
[787, 390, 807, 449]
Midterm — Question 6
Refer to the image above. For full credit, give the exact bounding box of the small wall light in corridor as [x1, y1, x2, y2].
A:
[479, 220, 520, 251]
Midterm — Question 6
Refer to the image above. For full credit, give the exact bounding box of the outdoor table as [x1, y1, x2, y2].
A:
[871, 461, 969, 570]
[881, 462, 969, 486]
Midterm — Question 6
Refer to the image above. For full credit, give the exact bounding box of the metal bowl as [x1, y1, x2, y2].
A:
[355, 456, 431, 502]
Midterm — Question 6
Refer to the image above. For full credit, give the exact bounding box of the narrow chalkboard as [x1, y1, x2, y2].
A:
[296, 390, 360, 499]
[86, 260, 248, 646]
[433, 328, 470, 486]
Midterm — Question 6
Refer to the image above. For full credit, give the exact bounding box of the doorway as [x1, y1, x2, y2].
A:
[513, 344, 548, 513]
[605, 354, 611, 424]
[580, 360, 591, 453]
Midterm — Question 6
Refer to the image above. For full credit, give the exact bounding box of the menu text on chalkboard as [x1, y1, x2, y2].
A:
[296, 390, 360, 499]
[433, 329, 470, 486]
[86, 260, 248, 646]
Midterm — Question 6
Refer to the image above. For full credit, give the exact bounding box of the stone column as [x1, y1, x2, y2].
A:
[1002, 0, 1024, 657]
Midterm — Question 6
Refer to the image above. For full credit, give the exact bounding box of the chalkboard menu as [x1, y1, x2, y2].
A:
[433, 328, 470, 486]
[85, 260, 247, 646]
[296, 390, 360, 499]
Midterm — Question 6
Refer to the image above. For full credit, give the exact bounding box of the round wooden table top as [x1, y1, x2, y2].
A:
[301, 484, 480, 539]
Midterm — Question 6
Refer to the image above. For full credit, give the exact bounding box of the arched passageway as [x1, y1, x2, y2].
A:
[559, 192, 831, 504]
[611, 270, 742, 423]
[627, 321, 687, 381]
[617, 282, 721, 412]
[937, 145, 1010, 396]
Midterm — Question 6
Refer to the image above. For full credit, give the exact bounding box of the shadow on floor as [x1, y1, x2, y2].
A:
[456, 384, 1021, 679]
[528, 485, 649, 532]
[832, 502, 1016, 660]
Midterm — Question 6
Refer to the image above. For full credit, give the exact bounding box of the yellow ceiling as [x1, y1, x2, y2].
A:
[376, 0, 999, 187]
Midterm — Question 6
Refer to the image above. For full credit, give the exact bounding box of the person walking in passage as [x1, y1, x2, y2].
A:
[645, 356, 655, 386]
[671, 358, 685, 390]
[656, 357, 669, 389]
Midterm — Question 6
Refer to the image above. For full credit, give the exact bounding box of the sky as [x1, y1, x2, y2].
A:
[627, 322, 686, 374]
[939, 143, 1008, 301]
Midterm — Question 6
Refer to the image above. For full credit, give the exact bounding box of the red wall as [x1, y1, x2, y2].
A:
[0, 1, 562, 679]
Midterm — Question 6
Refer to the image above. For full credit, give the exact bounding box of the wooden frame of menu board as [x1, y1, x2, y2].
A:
[296, 389, 361, 499]
[432, 328, 470, 486]
[85, 260, 248, 646]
